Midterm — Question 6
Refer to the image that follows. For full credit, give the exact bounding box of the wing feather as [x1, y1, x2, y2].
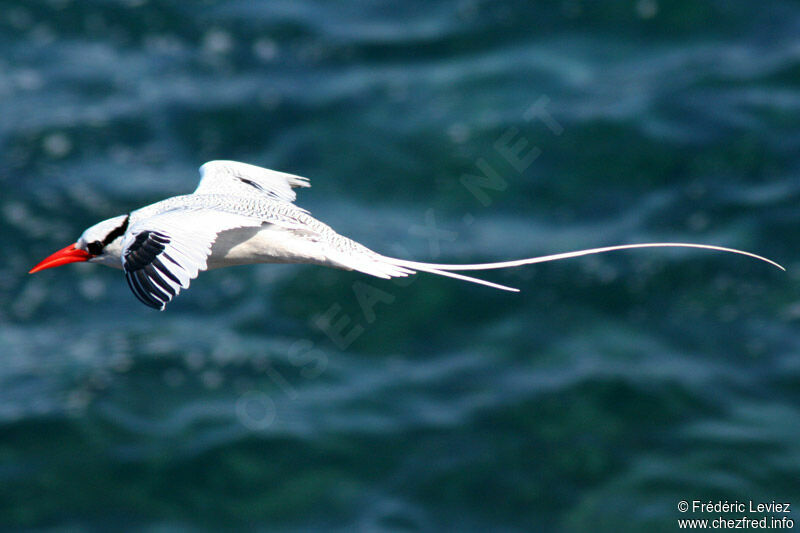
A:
[121, 209, 262, 310]
[194, 160, 310, 203]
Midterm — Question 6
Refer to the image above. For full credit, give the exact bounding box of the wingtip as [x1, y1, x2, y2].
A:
[292, 176, 311, 189]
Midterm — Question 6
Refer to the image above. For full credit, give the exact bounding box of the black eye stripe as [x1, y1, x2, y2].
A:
[101, 215, 130, 247]
[86, 215, 130, 255]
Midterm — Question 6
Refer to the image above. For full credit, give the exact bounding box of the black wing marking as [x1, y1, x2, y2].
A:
[237, 176, 265, 192]
[120, 209, 264, 310]
[123, 231, 184, 310]
[194, 160, 310, 203]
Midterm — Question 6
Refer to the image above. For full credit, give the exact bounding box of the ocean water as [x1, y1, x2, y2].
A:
[1, 0, 799, 531]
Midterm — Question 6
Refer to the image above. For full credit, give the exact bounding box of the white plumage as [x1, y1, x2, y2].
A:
[29, 160, 784, 310]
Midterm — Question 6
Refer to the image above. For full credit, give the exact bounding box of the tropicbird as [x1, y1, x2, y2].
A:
[29, 160, 784, 310]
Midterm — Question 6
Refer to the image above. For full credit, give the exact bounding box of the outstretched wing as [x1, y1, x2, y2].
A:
[194, 160, 310, 203]
[121, 209, 262, 310]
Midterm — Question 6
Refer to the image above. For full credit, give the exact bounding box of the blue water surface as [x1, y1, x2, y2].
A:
[1, 1, 799, 531]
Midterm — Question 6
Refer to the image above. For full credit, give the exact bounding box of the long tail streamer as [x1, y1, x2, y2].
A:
[383, 243, 784, 292]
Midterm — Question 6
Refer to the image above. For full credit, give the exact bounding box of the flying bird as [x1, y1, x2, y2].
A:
[29, 161, 784, 310]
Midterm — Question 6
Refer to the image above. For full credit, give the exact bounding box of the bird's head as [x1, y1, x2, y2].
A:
[29, 214, 129, 273]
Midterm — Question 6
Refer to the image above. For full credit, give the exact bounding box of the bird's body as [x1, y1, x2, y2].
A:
[98, 193, 354, 270]
[30, 160, 784, 310]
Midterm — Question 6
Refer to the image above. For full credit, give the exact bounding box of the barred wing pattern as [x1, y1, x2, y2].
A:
[121, 209, 261, 310]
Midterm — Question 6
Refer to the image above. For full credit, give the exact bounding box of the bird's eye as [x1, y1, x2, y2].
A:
[87, 241, 103, 255]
